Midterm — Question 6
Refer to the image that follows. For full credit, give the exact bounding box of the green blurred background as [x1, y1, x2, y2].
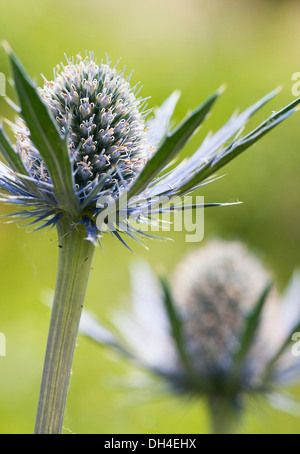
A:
[0, 0, 300, 434]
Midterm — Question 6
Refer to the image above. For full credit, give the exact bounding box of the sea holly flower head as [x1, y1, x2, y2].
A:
[80, 241, 300, 427]
[36, 55, 149, 193]
[1, 43, 300, 246]
[170, 241, 281, 386]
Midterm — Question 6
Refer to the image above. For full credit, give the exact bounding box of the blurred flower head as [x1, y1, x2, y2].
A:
[80, 240, 300, 416]
[170, 241, 280, 386]
[1, 44, 299, 245]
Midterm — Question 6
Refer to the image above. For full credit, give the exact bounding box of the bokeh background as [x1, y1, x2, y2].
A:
[0, 0, 300, 434]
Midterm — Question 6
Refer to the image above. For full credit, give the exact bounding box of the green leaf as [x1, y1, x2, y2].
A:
[231, 281, 273, 378]
[146, 90, 181, 147]
[160, 277, 183, 348]
[127, 86, 224, 200]
[159, 277, 198, 378]
[176, 95, 300, 197]
[160, 277, 208, 391]
[213, 97, 300, 168]
[5, 44, 80, 217]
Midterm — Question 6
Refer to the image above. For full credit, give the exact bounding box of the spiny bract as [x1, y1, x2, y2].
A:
[1, 45, 300, 245]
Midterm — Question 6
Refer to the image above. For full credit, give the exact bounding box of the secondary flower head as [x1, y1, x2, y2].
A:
[1, 44, 300, 245]
[170, 241, 281, 386]
[80, 241, 300, 430]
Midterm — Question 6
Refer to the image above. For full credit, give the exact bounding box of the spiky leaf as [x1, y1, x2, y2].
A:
[232, 281, 273, 377]
[127, 87, 224, 200]
[5, 44, 80, 217]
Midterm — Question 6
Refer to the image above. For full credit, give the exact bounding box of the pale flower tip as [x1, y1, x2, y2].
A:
[1, 40, 12, 54]
[3, 118, 15, 129]
[217, 84, 227, 95]
[173, 89, 181, 99]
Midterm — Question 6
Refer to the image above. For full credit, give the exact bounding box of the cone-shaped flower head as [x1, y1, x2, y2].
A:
[15, 56, 149, 194]
[1, 44, 300, 245]
[80, 241, 300, 417]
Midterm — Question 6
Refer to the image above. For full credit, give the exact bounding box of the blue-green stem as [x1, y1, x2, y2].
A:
[34, 216, 95, 434]
[208, 395, 241, 434]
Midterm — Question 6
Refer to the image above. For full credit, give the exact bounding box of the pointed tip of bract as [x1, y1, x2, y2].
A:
[2, 117, 15, 129]
[172, 89, 181, 100]
[1, 40, 11, 54]
[265, 86, 282, 103]
[217, 84, 227, 95]
[163, 90, 181, 109]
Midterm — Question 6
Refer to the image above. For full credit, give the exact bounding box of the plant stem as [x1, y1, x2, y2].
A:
[208, 395, 241, 434]
[34, 216, 95, 434]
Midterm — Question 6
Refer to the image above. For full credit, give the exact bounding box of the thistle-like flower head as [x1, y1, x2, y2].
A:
[80, 241, 300, 417]
[171, 241, 281, 387]
[1, 44, 300, 245]
[25, 55, 148, 192]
